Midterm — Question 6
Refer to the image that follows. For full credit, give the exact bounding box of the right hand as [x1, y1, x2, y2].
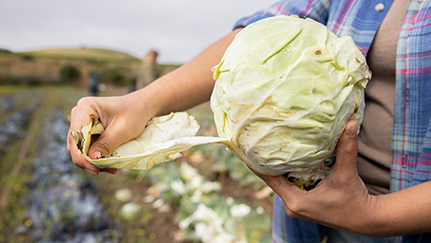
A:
[67, 95, 153, 175]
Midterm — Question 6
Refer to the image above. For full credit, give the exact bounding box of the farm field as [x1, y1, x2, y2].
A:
[0, 85, 273, 243]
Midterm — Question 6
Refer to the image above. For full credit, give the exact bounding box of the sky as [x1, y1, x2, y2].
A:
[0, 0, 269, 65]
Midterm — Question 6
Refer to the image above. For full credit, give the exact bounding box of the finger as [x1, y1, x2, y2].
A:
[67, 130, 101, 175]
[100, 167, 118, 174]
[67, 99, 102, 175]
[86, 117, 136, 160]
[257, 172, 308, 220]
[66, 111, 76, 156]
[332, 120, 359, 176]
[70, 97, 100, 131]
[248, 166, 301, 197]
[66, 106, 78, 154]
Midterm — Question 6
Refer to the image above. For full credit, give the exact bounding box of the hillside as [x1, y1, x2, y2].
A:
[0, 47, 178, 86]
[26, 47, 140, 62]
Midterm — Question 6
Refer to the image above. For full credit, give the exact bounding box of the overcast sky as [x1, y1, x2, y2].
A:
[0, 0, 269, 64]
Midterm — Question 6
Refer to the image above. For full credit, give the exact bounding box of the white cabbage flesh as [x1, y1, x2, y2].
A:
[72, 112, 228, 170]
[72, 15, 371, 188]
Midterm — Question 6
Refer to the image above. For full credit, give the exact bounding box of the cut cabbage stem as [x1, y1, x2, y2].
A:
[285, 164, 329, 190]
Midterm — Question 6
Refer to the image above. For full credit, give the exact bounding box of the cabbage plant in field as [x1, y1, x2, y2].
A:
[72, 15, 371, 189]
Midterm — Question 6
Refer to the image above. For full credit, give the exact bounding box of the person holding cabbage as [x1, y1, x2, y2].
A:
[67, 0, 431, 242]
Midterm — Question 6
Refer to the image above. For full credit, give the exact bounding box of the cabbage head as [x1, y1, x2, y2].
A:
[72, 15, 371, 189]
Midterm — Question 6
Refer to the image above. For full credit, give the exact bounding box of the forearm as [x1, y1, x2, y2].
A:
[128, 28, 243, 118]
[364, 181, 431, 237]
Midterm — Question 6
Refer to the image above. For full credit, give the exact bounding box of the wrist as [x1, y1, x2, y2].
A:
[125, 82, 166, 116]
[349, 194, 386, 237]
[352, 192, 411, 238]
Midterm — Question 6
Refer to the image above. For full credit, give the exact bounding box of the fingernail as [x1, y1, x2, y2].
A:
[94, 151, 103, 159]
[85, 168, 98, 176]
[349, 121, 358, 138]
[101, 168, 118, 174]
[104, 170, 117, 175]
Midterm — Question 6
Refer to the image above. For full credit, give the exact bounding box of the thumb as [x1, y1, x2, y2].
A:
[332, 120, 359, 176]
[87, 119, 134, 160]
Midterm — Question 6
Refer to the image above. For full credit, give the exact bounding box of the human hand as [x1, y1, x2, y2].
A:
[253, 120, 376, 234]
[67, 95, 153, 176]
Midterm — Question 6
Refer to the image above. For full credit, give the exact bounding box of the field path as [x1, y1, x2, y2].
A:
[0, 100, 41, 210]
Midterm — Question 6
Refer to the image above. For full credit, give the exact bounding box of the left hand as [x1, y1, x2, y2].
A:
[253, 120, 377, 234]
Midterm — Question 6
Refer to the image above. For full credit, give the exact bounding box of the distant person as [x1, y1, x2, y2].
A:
[88, 72, 99, 96]
[128, 74, 138, 93]
[135, 50, 159, 90]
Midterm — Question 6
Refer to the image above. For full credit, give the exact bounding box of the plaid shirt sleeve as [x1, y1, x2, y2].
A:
[233, 0, 331, 29]
[391, 0, 431, 193]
